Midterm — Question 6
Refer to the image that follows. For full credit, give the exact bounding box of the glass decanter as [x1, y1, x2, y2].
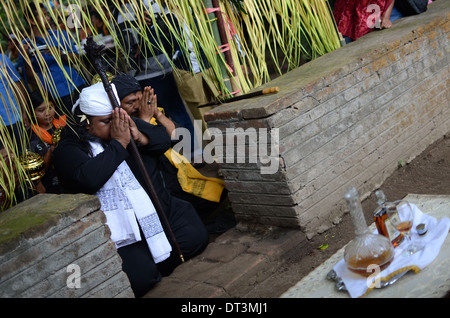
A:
[344, 187, 395, 277]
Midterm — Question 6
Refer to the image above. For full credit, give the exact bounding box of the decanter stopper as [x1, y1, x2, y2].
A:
[344, 186, 368, 236]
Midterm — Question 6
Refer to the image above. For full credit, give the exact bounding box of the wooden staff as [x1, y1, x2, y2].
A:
[84, 36, 184, 263]
[198, 86, 279, 108]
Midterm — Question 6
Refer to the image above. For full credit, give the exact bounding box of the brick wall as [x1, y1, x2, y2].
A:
[0, 194, 134, 297]
[205, 1, 449, 238]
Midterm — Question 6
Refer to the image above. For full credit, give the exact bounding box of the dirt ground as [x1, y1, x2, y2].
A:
[205, 133, 450, 297]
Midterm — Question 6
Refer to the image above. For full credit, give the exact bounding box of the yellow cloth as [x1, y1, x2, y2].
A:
[149, 111, 225, 203]
[164, 148, 225, 203]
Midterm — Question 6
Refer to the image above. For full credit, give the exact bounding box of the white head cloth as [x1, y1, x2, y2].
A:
[72, 82, 119, 116]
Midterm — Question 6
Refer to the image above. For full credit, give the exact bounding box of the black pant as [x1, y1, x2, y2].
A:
[117, 197, 209, 297]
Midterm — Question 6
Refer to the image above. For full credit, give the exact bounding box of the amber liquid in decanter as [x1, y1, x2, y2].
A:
[346, 249, 394, 276]
[373, 190, 404, 248]
[344, 187, 394, 277]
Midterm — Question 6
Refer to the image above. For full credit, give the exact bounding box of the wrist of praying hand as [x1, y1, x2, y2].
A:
[134, 131, 149, 146]
[154, 109, 164, 121]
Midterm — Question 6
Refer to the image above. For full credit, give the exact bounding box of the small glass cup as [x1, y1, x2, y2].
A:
[389, 200, 424, 256]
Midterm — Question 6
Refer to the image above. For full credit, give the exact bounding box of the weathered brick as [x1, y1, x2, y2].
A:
[202, 252, 273, 297]
[247, 230, 306, 258]
[199, 242, 248, 263]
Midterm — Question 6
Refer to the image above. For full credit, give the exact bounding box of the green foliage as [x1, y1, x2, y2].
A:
[226, 0, 247, 14]
[0, 3, 25, 50]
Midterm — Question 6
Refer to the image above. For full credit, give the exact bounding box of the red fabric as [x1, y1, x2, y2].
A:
[333, 0, 393, 40]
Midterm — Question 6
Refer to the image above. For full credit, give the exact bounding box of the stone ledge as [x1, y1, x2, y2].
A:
[0, 193, 101, 256]
[0, 193, 133, 298]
